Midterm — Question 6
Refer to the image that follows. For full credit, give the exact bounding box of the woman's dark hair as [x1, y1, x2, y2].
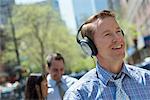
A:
[25, 73, 46, 100]
[46, 52, 65, 68]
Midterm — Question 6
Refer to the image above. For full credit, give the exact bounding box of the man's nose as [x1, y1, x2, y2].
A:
[58, 70, 62, 75]
[112, 33, 122, 43]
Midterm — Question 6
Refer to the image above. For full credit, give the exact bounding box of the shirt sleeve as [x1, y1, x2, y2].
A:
[63, 90, 82, 100]
[64, 75, 78, 87]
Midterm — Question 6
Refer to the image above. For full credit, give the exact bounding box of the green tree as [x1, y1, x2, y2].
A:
[5, 4, 94, 73]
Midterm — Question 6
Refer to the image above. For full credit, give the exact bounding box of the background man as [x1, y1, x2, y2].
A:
[46, 53, 77, 100]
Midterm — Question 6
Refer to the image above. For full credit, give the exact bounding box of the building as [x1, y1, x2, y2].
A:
[58, 0, 108, 34]
[113, 0, 150, 64]
[0, 0, 14, 53]
[0, 0, 14, 25]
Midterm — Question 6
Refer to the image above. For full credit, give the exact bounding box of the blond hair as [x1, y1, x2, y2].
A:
[79, 10, 115, 40]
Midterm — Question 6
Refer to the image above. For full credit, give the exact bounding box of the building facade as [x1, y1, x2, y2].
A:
[58, 0, 108, 34]
[115, 0, 150, 64]
[0, 0, 14, 54]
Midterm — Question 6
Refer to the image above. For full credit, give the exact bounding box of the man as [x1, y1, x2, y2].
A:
[64, 10, 150, 100]
[46, 53, 77, 100]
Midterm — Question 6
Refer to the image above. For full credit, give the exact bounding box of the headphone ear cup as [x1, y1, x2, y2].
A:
[80, 38, 97, 56]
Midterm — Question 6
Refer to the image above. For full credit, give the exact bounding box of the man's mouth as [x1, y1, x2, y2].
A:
[112, 44, 122, 50]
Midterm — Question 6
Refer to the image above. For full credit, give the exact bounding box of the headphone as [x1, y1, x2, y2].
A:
[76, 23, 98, 56]
[76, 23, 124, 56]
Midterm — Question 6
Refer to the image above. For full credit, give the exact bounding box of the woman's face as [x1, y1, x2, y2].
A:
[41, 79, 48, 97]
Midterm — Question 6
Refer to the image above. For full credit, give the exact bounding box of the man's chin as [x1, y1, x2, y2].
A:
[116, 51, 125, 57]
[55, 78, 61, 82]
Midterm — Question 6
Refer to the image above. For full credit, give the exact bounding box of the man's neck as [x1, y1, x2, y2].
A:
[97, 57, 123, 74]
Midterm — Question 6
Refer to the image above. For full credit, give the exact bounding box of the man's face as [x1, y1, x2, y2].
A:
[94, 17, 125, 61]
[49, 59, 64, 82]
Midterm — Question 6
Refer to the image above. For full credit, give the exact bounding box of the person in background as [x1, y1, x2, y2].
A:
[46, 52, 78, 100]
[25, 73, 48, 100]
[64, 10, 150, 100]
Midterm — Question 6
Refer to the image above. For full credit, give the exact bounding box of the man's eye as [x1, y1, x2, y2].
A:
[117, 30, 121, 32]
[104, 33, 110, 36]
[117, 31, 122, 35]
[53, 69, 57, 72]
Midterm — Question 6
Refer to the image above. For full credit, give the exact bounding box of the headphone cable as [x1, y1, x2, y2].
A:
[91, 56, 96, 67]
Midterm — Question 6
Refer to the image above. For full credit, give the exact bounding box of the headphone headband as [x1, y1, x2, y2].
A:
[76, 23, 85, 44]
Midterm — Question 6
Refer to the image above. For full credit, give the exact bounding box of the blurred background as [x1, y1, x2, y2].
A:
[0, 0, 150, 99]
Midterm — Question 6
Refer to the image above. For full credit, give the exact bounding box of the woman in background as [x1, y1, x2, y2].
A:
[25, 73, 48, 100]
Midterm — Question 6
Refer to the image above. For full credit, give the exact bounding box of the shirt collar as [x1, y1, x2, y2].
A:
[47, 74, 56, 87]
[60, 76, 65, 84]
[96, 62, 115, 85]
[47, 74, 65, 87]
[96, 62, 131, 85]
[122, 64, 133, 78]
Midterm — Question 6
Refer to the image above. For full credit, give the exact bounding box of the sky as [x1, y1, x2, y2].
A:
[15, 0, 46, 4]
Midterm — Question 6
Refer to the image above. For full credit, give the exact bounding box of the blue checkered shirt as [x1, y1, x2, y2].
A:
[64, 63, 150, 100]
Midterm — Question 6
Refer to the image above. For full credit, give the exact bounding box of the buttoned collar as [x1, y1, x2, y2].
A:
[96, 62, 132, 85]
